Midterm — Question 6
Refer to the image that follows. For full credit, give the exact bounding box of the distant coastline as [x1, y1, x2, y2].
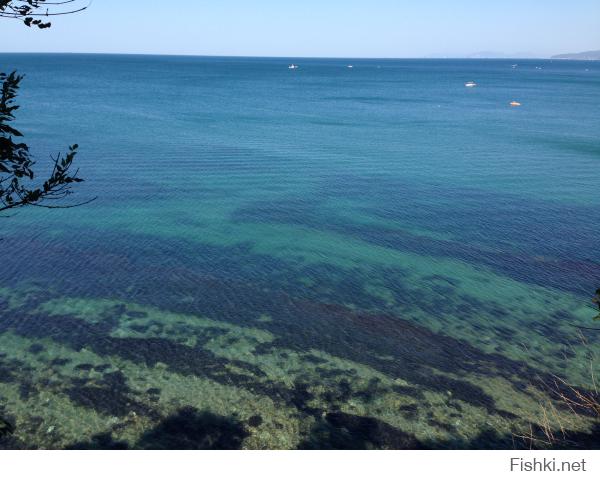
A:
[552, 50, 600, 60]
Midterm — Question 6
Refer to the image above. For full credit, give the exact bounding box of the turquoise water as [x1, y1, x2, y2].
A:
[0, 54, 599, 449]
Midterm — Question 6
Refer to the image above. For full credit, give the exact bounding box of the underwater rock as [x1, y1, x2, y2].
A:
[321, 379, 353, 404]
[247, 415, 263, 428]
[74, 363, 94, 371]
[397, 404, 419, 419]
[286, 382, 320, 417]
[18, 381, 38, 401]
[27, 343, 45, 355]
[125, 310, 148, 319]
[129, 324, 150, 333]
[50, 358, 71, 367]
[0, 357, 21, 383]
[65, 370, 158, 419]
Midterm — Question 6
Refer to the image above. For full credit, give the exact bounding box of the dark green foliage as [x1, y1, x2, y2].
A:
[0, 72, 86, 213]
[0, 1, 88, 29]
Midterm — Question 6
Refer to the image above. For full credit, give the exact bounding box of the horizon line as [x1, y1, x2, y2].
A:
[0, 51, 559, 61]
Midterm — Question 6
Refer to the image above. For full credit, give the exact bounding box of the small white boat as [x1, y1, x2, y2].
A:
[347, 65, 354, 69]
[465, 81, 477, 88]
[510, 101, 521, 107]
[288, 64, 299, 70]
[512, 64, 518, 69]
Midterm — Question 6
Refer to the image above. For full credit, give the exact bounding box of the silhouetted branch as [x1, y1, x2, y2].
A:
[1, 71, 90, 213]
[0, 0, 90, 28]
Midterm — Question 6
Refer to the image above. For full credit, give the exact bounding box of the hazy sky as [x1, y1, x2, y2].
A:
[1, 0, 598, 57]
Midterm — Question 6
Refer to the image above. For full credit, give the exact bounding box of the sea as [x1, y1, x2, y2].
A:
[0, 54, 599, 449]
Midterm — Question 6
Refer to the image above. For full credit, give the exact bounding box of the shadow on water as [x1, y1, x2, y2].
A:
[0, 416, 15, 438]
[135, 408, 249, 450]
[299, 411, 425, 450]
[300, 411, 600, 450]
[14, 407, 597, 451]
[68, 407, 249, 450]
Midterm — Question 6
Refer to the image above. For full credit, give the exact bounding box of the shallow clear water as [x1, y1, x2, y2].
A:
[1, 54, 599, 449]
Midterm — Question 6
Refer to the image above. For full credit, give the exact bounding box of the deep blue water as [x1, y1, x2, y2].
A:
[0, 54, 599, 449]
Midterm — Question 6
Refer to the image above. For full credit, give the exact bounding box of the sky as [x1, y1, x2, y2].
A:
[0, 0, 599, 58]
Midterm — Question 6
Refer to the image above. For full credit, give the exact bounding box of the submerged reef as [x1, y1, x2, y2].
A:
[0, 284, 599, 450]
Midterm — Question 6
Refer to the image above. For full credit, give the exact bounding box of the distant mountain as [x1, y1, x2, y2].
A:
[467, 51, 506, 59]
[552, 50, 600, 60]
